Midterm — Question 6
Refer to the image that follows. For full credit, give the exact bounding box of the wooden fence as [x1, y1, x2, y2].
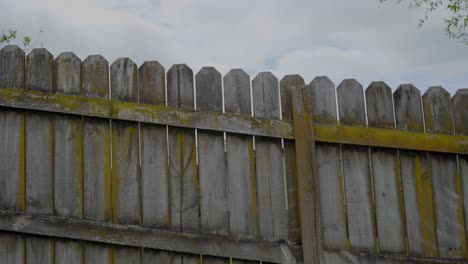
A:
[0, 45, 467, 264]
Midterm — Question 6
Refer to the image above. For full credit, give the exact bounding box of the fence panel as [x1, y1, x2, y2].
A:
[0, 45, 25, 264]
[394, 84, 438, 257]
[167, 64, 200, 264]
[110, 58, 142, 263]
[279, 74, 304, 245]
[82, 54, 113, 264]
[423, 87, 468, 258]
[337, 79, 376, 252]
[366, 82, 406, 254]
[24, 48, 55, 264]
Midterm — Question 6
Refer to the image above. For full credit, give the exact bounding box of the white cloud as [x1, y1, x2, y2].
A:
[1, 0, 467, 93]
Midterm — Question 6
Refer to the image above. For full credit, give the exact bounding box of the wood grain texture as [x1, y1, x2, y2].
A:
[394, 84, 437, 257]
[82, 55, 112, 263]
[453, 89, 468, 258]
[0, 232, 24, 264]
[139, 61, 170, 231]
[196, 67, 229, 238]
[0, 45, 25, 211]
[366, 82, 405, 254]
[110, 58, 141, 262]
[24, 48, 54, 264]
[291, 85, 321, 264]
[143, 249, 172, 263]
[252, 72, 287, 242]
[280, 74, 304, 243]
[337, 79, 376, 252]
[308, 77, 347, 251]
[423, 86, 467, 258]
[53, 52, 84, 264]
[167, 64, 200, 264]
[224, 69, 258, 264]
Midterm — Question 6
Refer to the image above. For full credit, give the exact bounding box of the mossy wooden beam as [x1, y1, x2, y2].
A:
[0, 87, 467, 154]
[0, 210, 298, 264]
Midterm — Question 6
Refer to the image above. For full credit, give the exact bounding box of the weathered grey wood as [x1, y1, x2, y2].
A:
[291, 85, 321, 264]
[24, 48, 54, 264]
[113, 246, 142, 264]
[224, 69, 259, 264]
[337, 79, 376, 252]
[252, 72, 287, 242]
[308, 77, 347, 251]
[82, 55, 112, 263]
[223, 70, 256, 238]
[423, 86, 467, 258]
[453, 89, 468, 258]
[143, 248, 172, 263]
[196, 67, 229, 264]
[280, 74, 304, 243]
[167, 64, 200, 264]
[0, 210, 297, 263]
[85, 242, 112, 264]
[0, 232, 24, 263]
[26, 236, 53, 264]
[0, 45, 25, 211]
[55, 239, 83, 264]
[139, 61, 166, 105]
[366, 81, 405, 254]
[53, 52, 84, 263]
[0, 45, 24, 88]
[139, 61, 170, 232]
[196, 67, 228, 235]
[111, 58, 141, 262]
[394, 84, 437, 257]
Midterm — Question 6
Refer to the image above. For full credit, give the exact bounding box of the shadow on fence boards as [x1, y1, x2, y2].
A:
[0, 45, 467, 264]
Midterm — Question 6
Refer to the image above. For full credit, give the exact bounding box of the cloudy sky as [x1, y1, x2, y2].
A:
[1, 0, 467, 94]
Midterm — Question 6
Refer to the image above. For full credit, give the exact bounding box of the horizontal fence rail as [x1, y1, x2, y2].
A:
[0, 87, 466, 154]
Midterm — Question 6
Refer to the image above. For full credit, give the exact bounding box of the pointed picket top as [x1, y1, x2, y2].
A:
[223, 68, 251, 115]
[54, 52, 81, 95]
[0, 45, 25, 88]
[138, 61, 165, 105]
[337, 79, 366, 126]
[393, 84, 424, 131]
[167, 64, 194, 109]
[26, 48, 53, 92]
[110, 58, 138, 102]
[308, 76, 337, 123]
[252, 72, 280, 119]
[366, 81, 394, 128]
[196, 66, 222, 112]
[423, 86, 454, 134]
[452, 88, 468, 135]
[280, 74, 304, 121]
[82, 55, 109, 99]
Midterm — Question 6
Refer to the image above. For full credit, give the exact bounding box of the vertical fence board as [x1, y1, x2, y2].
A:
[453, 89, 468, 254]
[366, 82, 405, 254]
[337, 79, 376, 252]
[308, 76, 347, 252]
[196, 67, 230, 264]
[224, 69, 258, 264]
[82, 54, 112, 264]
[25, 48, 55, 264]
[53, 52, 84, 264]
[0, 45, 25, 264]
[423, 86, 468, 258]
[167, 64, 200, 264]
[139, 61, 173, 262]
[252, 72, 287, 243]
[111, 58, 141, 263]
[394, 84, 437, 257]
[139, 61, 169, 230]
[279, 74, 304, 244]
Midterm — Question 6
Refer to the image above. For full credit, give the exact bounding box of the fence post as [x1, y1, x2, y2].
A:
[291, 85, 321, 264]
